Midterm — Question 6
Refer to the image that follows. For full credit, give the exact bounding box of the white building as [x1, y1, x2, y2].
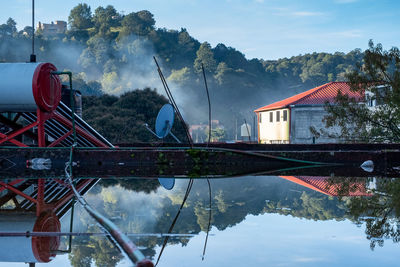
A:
[254, 82, 363, 144]
[37, 21, 67, 36]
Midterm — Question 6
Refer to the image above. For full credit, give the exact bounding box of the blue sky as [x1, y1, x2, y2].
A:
[1, 0, 399, 59]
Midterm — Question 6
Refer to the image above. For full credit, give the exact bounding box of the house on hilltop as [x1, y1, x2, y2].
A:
[254, 82, 363, 144]
[37, 21, 67, 36]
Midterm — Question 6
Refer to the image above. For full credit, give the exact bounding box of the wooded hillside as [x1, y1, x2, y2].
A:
[0, 4, 364, 141]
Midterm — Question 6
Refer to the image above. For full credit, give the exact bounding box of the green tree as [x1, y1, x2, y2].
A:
[206, 127, 226, 142]
[167, 67, 191, 84]
[0, 18, 17, 37]
[6, 18, 16, 35]
[194, 42, 217, 73]
[324, 41, 400, 142]
[68, 3, 93, 30]
[214, 62, 233, 85]
[118, 10, 155, 39]
[92, 5, 120, 37]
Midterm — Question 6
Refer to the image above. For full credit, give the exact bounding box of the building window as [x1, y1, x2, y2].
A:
[276, 111, 280, 122]
[259, 113, 262, 123]
[283, 110, 288, 121]
[269, 112, 273, 122]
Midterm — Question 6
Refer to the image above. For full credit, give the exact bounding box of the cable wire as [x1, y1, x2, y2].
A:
[153, 56, 193, 147]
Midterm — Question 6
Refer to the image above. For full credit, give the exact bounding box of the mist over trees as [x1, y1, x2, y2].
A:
[0, 4, 365, 141]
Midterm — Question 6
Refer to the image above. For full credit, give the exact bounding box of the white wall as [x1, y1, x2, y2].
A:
[258, 108, 289, 144]
[290, 106, 341, 144]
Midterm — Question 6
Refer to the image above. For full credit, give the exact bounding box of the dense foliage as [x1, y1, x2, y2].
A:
[82, 88, 187, 144]
[68, 176, 350, 266]
[0, 5, 365, 140]
[324, 41, 400, 142]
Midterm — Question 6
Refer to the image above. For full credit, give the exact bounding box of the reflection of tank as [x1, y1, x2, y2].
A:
[0, 62, 61, 112]
[0, 212, 60, 263]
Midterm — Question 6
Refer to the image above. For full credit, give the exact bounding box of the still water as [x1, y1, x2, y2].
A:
[0, 176, 399, 266]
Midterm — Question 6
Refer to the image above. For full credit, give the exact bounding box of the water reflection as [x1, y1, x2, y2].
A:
[0, 175, 399, 266]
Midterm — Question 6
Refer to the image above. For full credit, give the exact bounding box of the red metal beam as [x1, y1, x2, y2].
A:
[37, 109, 53, 147]
[0, 133, 28, 147]
[36, 179, 45, 216]
[48, 129, 72, 147]
[53, 112, 108, 147]
[0, 121, 38, 145]
[0, 179, 24, 193]
[0, 181, 38, 204]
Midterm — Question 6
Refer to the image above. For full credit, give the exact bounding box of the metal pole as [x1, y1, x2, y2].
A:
[201, 63, 211, 146]
[253, 115, 256, 142]
[30, 0, 36, 62]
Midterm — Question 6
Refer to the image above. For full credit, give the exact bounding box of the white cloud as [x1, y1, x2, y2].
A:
[294, 257, 327, 263]
[292, 11, 324, 17]
[335, 0, 359, 3]
[330, 30, 363, 38]
[272, 9, 325, 17]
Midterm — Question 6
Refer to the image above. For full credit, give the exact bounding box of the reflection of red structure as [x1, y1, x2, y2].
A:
[32, 211, 61, 263]
[0, 63, 111, 217]
[279, 176, 373, 196]
[0, 62, 113, 263]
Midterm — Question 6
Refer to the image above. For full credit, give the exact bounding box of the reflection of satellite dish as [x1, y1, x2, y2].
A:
[158, 178, 175, 190]
[155, 104, 175, 138]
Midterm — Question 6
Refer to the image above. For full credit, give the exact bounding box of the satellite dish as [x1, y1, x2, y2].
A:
[158, 178, 175, 190]
[143, 103, 181, 143]
[155, 104, 175, 138]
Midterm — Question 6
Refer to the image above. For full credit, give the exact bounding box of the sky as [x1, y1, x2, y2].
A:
[1, 0, 399, 59]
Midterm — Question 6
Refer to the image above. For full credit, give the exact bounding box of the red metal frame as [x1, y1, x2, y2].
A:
[0, 106, 109, 216]
[0, 133, 28, 147]
[0, 179, 24, 193]
[0, 121, 38, 146]
[53, 112, 108, 148]
[48, 129, 72, 147]
[0, 181, 38, 204]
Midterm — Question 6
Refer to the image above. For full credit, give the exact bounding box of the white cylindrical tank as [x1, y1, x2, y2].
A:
[0, 62, 61, 112]
[0, 212, 60, 263]
[241, 123, 251, 137]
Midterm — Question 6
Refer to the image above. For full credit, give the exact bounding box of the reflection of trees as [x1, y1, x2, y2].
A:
[69, 240, 94, 267]
[68, 236, 123, 267]
[70, 176, 390, 264]
[346, 178, 400, 250]
[100, 178, 160, 193]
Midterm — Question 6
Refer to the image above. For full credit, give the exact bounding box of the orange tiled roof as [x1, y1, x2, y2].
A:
[279, 176, 372, 196]
[254, 82, 363, 112]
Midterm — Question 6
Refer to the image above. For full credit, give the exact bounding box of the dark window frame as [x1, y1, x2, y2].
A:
[283, 110, 288, 121]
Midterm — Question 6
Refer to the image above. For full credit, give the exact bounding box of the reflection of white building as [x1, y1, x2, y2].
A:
[254, 82, 363, 144]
